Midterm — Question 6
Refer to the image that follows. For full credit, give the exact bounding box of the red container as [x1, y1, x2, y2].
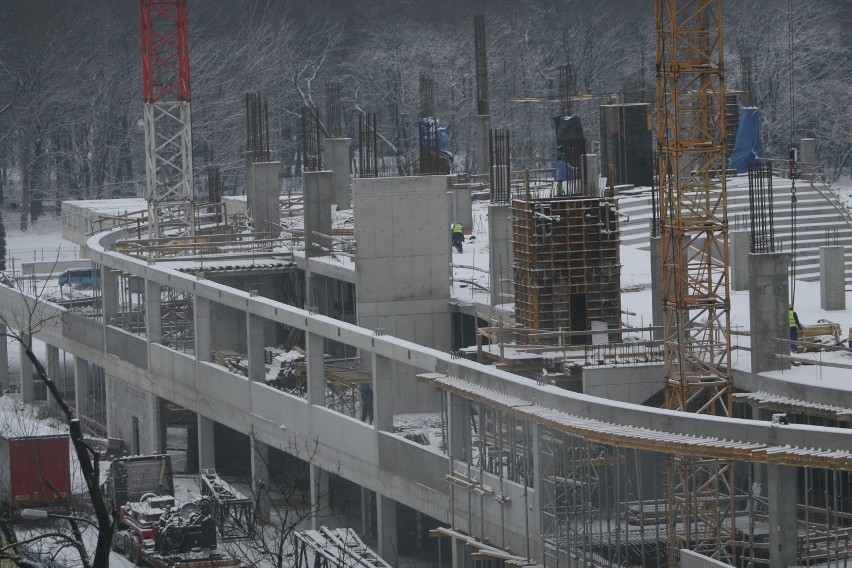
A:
[0, 435, 71, 507]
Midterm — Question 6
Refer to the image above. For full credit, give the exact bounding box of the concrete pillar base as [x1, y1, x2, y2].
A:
[748, 252, 792, 373]
[197, 415, 216, 471]
[820, 246, 846, 310]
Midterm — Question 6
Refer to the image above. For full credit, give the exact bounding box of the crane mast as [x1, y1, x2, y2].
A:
[140, 0, 194, 240]
[655, 0, 735, 562]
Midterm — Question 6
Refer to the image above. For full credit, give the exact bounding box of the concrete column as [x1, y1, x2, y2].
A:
[819, 246, 846, 310]
[104, 374, 113, 436]
[246, 313, 266, 383]
[447, 392, 466, 461]
[475, 115, 491, 175]
[148, 394, 163, 454]
[145, 279, 162, 343]
[303, 171, 334, 258]
[583, 154, 600, 196]
[251, 436, 271, 523]
[748, 252, 792, 373]
[767, 465, 798, 568]
[488, 203, 513, 306]
[0, 324, 8, 393]
[361, 487, 374, 537]
[799, 138, 816, 164]
[46, 344, 60, 410]
[20, 335, 34, 404]
[649, 236, 663, 339]
[306, 331, 325, 406]
[371, 353, 393, 432]
[101, 266, 119, 324]
[197, 414, 216, 471]
[247, 161, 281, 237]
[310, 464, 332, 530]
[730, 230, 750, 291]
[377, 494, 398, 565]
[74, 356, 87, 417]
[194, 296, 212, 363]
[451, 185, 473, 230]
[305, 272, 329, 315]
[326, 138, 352, 210]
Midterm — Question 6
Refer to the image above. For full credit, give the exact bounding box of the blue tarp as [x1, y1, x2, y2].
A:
[729, 107, 761, 173]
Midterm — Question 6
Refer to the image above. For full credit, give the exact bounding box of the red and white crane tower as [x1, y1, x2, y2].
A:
[140, 0, 194, 240]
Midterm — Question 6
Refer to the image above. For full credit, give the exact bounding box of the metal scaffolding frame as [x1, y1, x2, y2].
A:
[656, 0, 734, 562]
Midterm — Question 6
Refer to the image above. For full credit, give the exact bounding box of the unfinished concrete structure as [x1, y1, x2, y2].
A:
[512, 192, 621, 341]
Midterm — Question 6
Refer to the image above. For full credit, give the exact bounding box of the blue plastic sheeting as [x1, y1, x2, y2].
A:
[729, 107, 760, 173]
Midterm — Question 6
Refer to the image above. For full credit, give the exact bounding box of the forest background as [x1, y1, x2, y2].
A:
[0, 0, 849, 227]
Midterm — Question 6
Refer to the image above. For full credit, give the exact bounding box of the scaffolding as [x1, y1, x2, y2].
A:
[512, 191, 621, 341]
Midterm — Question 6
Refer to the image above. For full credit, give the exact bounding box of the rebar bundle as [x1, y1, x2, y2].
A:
[418, 118, 442, 175]
[206, 165, 221, 203]
[301, 103, 322, 173]
[325, 81, 343, 139]
[419, 74, 435, 119]
[473, 14, 489, 115]
[358, 113, 378, 178]
[489, 129, 510, 204]
[741, 55, 754, 107]
[748, 161, 775, 253]
[559, 64, 572, 117]
[246, 92, 271, 163]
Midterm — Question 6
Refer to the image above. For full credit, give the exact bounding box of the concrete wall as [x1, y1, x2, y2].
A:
[107, 376, 161, 455]
[353, 176, 451, 352]
[582, 363, 663, 405]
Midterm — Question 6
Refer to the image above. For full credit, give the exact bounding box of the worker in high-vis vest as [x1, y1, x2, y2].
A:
[451, 222, 464, 253]
[789, 304, 803, 353]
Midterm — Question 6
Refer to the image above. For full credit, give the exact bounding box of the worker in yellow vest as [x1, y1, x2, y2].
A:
[451, 222, 464, 253]
[789, 304, 803, 353]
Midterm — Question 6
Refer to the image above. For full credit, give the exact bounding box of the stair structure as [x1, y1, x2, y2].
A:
[617, 175, 852, 284]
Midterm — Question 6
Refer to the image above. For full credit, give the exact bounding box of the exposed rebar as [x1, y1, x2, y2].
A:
[245, 92, 271, 163]
[474, 14, 489, 116]
[325, 81, 343, 138]
[748, 161, 775, 253]
[418, 117, 442, 175]
[419, 74, 435, 118]
[489, 128, 510, 204]
[741, 55, 754, 107]
[558, 64, 572, 117]
[301, 103, 323, 173]
[358, 112, 379, 178]
[206, 165, 221, 203]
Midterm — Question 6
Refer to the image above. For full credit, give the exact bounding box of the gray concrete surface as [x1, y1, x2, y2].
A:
[820, 245, 846, 310]
[303, 171, 334, 258]
[730, 230, 750, 291]
[748, 252, 792, 374]
[326, 138, 352, 210]
[487, 203, 513, 306]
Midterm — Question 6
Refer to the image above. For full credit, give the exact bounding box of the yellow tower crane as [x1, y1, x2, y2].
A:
[655, 0, 735, 563]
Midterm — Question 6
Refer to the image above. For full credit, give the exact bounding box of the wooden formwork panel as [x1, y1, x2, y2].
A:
[512, 197, 621, 337]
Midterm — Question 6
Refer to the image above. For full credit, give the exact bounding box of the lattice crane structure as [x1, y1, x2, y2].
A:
[140, 0, 194, 240]
[655, 0, 734, 563]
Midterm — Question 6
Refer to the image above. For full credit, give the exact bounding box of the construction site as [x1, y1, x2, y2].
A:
[0, 1, 851, 567]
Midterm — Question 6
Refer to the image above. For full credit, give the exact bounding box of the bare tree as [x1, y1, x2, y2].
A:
[0, 268, 114, 568]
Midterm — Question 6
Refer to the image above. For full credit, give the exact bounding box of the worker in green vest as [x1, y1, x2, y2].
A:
[451, 222, 464, 253]
[789, 304, 803, 353]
